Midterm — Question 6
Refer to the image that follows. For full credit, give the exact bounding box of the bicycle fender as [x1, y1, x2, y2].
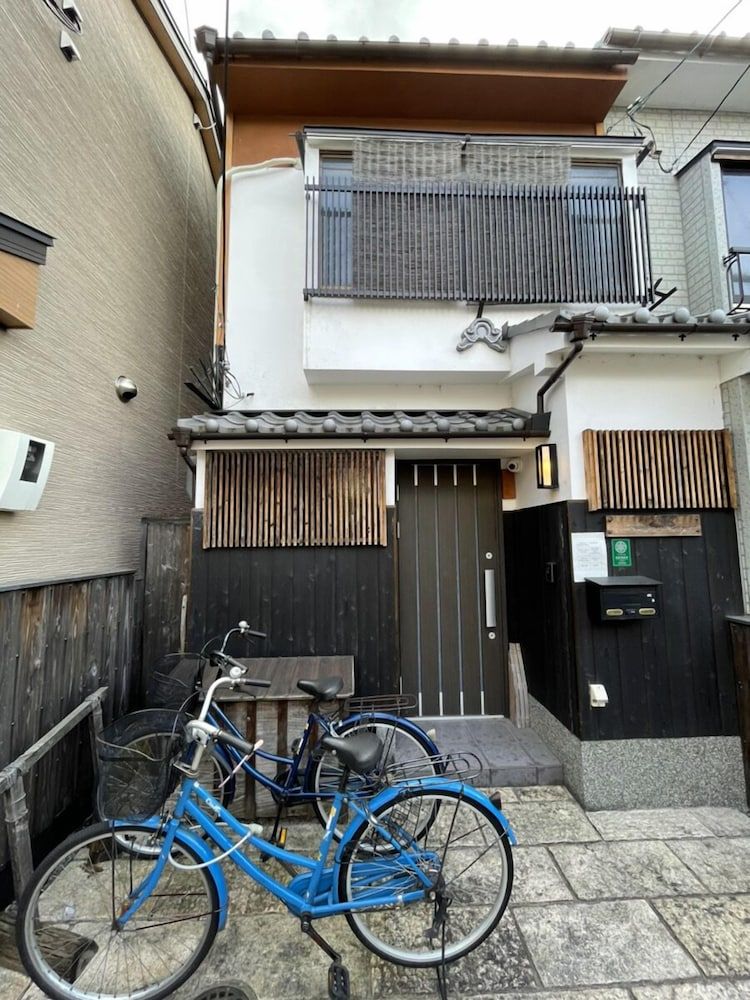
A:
[334, 779, 518, 863]
[340, 713, 440, 756]
[122, 819, 230, 930]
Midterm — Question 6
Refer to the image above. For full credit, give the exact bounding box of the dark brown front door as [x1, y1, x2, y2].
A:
[397, 462, 507, 716]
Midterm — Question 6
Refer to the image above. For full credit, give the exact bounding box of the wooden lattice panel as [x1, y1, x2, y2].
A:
[583, 429, 737, 512]
[204, 449, 387, 548]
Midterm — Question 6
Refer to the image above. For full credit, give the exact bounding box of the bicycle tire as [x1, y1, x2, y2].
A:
[307, 714, 440, 837]
[16, 821, 220, 1000]
[336, 786, 513, 967]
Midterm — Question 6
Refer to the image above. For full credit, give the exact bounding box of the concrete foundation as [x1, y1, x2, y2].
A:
[530, 697, 747, 810]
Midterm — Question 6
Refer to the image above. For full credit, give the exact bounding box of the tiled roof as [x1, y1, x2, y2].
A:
[505, 305, 750, 338]
[174, 408, 535, 441]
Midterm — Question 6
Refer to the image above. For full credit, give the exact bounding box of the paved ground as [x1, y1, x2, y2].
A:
[415, 717, 563, 786]
[3, 785, 750, 1000]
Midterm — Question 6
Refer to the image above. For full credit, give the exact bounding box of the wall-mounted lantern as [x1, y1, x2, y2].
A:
[535, 443, 559, 490]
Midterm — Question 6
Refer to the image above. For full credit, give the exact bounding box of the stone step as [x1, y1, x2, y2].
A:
[414, 715, 563, 787]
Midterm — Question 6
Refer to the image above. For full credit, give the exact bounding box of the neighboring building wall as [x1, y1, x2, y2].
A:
[0, 0, 215, 586]
[678, 155, 730, 315]
[605, 107, 750, 312]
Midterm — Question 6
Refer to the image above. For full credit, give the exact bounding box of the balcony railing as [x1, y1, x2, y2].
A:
[304, 178, 653, 305]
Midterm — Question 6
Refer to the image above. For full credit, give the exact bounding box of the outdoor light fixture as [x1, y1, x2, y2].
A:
[535, 443, 558, 489]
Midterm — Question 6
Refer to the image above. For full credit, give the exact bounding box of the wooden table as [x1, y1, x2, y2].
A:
[214, 655, 354, 818]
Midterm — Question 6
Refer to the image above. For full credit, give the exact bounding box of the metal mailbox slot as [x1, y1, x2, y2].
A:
[585, 576, 662, 624]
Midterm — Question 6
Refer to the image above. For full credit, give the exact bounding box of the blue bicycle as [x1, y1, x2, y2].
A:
[17, 672, 516, 1000]
[131, 621, 442, 840]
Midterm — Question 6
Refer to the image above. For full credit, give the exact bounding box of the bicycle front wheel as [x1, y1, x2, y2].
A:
[16, 822, 219, 1000]
[337, 787, 513, 967]
[308, 715, 439, 835]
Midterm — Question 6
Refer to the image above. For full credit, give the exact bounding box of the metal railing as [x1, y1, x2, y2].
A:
[723, 246, 750, 312]
[304, 178, 654, 305]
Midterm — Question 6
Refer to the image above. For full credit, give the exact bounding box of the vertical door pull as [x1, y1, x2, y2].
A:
[484, 569, 497, 628]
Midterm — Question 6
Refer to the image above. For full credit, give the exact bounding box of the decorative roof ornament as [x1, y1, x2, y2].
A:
[457, 307, 507, 353]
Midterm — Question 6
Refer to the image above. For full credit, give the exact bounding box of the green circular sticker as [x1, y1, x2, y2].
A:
[614, 540, 628, 554]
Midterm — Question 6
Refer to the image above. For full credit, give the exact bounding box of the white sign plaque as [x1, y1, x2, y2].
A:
[571, 532, 608, 583]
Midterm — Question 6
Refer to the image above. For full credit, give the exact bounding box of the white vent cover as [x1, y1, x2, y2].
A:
[0, 430, 55, 511]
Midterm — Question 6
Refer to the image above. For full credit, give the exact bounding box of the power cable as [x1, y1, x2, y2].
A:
[606, 0, 745, 133]
[217, 0, 231, 405]
[667, 62, 750, 171]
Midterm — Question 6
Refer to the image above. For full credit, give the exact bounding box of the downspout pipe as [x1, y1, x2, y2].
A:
[528, 320, 589, 433]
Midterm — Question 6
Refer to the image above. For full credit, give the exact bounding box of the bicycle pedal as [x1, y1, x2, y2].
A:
[327, 961, 350, 1000]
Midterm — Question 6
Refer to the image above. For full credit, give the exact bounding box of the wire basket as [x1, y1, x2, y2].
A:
[96, 709, 187, 821]
[382, 750, 483, 786]
[342, 693, 417, 717]
[145, 653, 205, 711]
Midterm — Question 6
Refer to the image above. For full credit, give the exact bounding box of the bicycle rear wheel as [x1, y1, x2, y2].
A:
[16, 822, 219, 1000]
[337, 787, 513, 967]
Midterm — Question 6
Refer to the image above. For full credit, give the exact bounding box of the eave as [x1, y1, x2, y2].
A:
[196, 30, 636, 126]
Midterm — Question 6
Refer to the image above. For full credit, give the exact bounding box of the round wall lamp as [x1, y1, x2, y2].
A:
[114, 376, 138, 402]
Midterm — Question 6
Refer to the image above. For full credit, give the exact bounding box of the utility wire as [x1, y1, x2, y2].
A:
[668, 62, 750, 171]
[606, 0, 745, 133]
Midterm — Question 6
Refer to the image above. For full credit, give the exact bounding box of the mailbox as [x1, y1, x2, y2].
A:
[585, 576, 661, 623]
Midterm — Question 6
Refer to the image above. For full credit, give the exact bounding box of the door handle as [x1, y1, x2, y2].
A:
[484, 569, 497, 628]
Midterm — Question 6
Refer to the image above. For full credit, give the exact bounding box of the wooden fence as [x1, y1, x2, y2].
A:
[203, 450, 387, 548]
[583, 429, 737, 512]
[141, 518, 192, 693]
[0, 572, 137, 875]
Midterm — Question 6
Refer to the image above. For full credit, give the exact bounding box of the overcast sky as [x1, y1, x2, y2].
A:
[170, 0, 749, 61]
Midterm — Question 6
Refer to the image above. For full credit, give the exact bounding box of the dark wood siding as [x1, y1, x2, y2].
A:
[505, 502, 579, 733]
[506, 502, 743, 741]
[188, 510, 398, 696]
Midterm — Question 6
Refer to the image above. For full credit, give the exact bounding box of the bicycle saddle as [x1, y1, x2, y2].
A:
[297, 676, 343, 701]
[319, 732, 383, 775]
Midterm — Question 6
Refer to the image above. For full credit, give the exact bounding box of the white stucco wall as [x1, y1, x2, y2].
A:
[224, 154, 749, 518]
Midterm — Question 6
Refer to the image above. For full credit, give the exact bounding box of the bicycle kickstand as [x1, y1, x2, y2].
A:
[300, 917, 350, 1000]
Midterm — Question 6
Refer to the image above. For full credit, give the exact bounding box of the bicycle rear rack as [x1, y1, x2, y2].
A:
[383, 750, 483, 785]
[343, 693, 417, 716]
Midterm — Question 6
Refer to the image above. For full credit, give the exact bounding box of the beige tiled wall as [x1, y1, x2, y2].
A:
[0, 0, 215, 586]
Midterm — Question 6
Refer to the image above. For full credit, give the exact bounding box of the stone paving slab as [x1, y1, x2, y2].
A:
[372, 912, 538, 995]
[504, 802, 601, 844]
[549, 841, 705, 899]
[587, 809, 717, 841]
[633, 983, 750, 1000]
[512, 846, 575, 903]
[667, 838, 750, 894]
[513, 899, 700, 986]
[654, 895, 750, 977]
[689, 808, 750, 837]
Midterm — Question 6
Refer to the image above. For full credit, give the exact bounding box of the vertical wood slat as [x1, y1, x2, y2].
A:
[583, 429, 737, 512]
[203, 450, 387, 547]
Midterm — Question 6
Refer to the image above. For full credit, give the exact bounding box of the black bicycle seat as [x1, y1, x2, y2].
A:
[297, 677, 343, 702]
[319, 732, 383, 775]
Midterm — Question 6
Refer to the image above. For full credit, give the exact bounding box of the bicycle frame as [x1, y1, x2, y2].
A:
[115, 773, 440, 929]
[208, 703, 426, 804]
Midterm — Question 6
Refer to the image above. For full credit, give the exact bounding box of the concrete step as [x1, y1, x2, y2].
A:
[414, 715, 563, 788]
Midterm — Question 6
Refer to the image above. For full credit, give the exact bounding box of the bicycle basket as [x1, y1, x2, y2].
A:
[96, 709, 186, 821]
[145, 653, 205, 711]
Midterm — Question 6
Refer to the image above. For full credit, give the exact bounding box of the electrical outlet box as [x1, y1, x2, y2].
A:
[0, 430, 55, 511]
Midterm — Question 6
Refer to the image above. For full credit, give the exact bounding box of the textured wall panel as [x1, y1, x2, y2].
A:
[0, 0, 215, 586]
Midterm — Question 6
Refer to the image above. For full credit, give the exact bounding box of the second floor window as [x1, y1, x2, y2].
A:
[722, 167, 750, 304]
[308, 144, 650, 305]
